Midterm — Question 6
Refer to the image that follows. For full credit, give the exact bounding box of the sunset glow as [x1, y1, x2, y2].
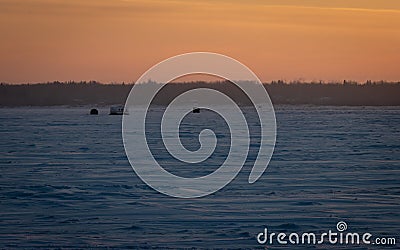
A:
[1, 0, 399, 83]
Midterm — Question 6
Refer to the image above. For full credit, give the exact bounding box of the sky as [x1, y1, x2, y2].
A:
[0, 0, 399, 83]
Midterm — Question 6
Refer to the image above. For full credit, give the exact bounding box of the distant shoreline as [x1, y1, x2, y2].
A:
[1, 81, 399, 106]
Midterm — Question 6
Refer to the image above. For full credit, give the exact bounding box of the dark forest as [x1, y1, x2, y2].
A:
[1, 81, 399, 106]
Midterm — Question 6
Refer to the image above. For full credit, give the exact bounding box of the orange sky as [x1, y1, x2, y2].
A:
[0, 0, 399, 83]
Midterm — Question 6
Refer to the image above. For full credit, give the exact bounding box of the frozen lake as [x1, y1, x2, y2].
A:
[0, 106, 399, 249]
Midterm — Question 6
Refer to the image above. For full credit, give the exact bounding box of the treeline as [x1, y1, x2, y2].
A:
[0, 80, 399, 106]
[267, 80, 400, 106]
[0, 81, 132, 106]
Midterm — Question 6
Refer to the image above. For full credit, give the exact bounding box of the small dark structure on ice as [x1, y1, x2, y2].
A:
[90, 108, 99, 115]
